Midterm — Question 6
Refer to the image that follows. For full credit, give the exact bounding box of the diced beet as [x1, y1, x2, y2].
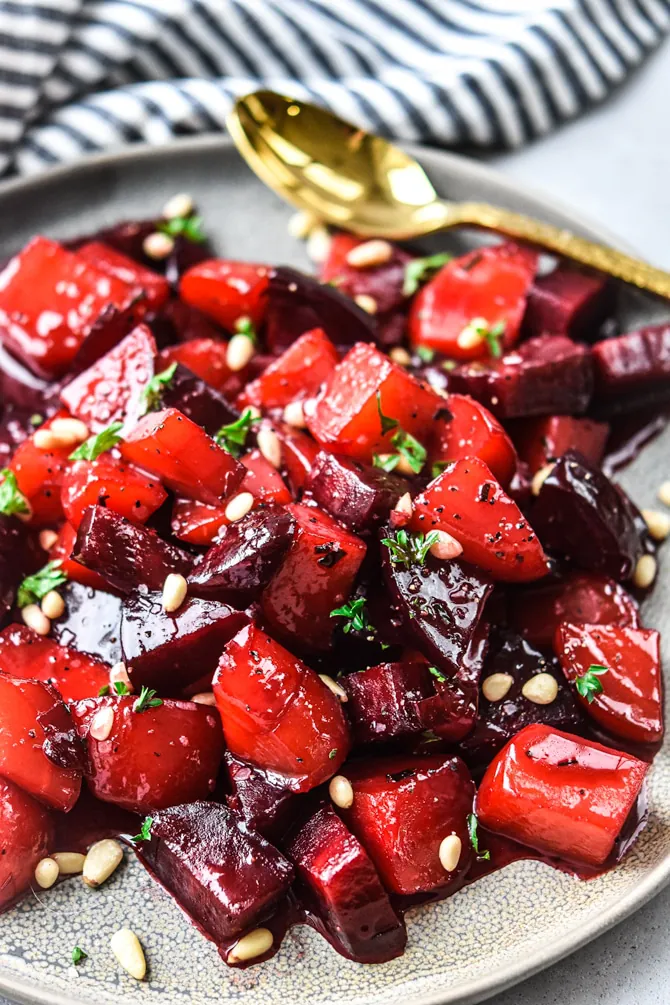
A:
[275, 424, 319, 494]
[159, 362, 238, 435]
[0, 674, 81, 811]
[225, 752, 300, 840]
[75, 241, 170, 311]
[171, 496, 231, 547]
[239, 328, 339, 410]
[523, 266, 612, 341]
[262, 503, 367, 651]
[287, 805, 407, 963]
[306, 451, 406, 531]
[9, 417, 71, 526]
[0, 624, 109, 702]
[0, 514, 27, 620]
[341, 754, 474, 895]
[593, 323, 670, 397]
[121, 591, 249, 693]
[74, 505, 192, 594]
[72, 696, 223, 812]
[450, 335, 593, 419]
[188, 505, 294, 603]
[342, 660, 440, 745]
[157, 337, 244, 399]
[429, 394, 517, 488]
[239, 448, 291, 505]
[0, 342, 52, 412]
[49, 521, 113, 593]
[320, 232, 412, 315]
[138, 801, 293, 942]
[152, 298, 229, 347]
[0, 406, 40, 469]
[61, 455, 167, 529]
[532, 450, 643, 581]
[513, 414, 609, 473]
[50, 580, 123, 665]
[213, 623, 351, 792]
[0, 777, 54, 911]
[180, 259, 270, 330]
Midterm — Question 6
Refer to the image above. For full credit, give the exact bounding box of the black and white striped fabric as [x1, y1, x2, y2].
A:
[1, 0, 668, 176]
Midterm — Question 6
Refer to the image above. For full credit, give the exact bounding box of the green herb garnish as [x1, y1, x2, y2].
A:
[329, 748, 338, 760]
[234, 316, 257, 342]
[0, 469, 29, 519]
[402, 252, 452, 297]
[467, 813, 491, 861]
[140, 362, 177, 416]
[69, 422, 123, 461]
[376, 391, 399, 436]
[330, 596, 374, 635]
[17, 560, 67, 608]
[71, 947, 87, 966]
[416, 345, 435, 364]
[113, 681, 131, 696]
[459, 317, 506, 359]
[98, 685, 110, 697]
[575, 664, 609, 703]
[132, 815, 154, 844]
[381, 528, 440, 568]
[30, 414, 43, 427]
[133, 686, 163, 714]
[372, 453, 400, 473]
[214, 408, 257, 457]
[429, 666, 447, 683]
[431, 460, 451, 479]
[157, 214, 206, 243]
[391, 428, 426, 474]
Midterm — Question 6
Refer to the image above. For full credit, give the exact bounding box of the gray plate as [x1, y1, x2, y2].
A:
[0, 136, 668, 1005]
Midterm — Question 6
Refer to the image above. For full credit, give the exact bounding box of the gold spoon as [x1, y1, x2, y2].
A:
[227, 90, 670, 299]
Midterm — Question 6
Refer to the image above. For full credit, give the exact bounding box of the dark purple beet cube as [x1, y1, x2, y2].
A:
[342, 660, 436, 745]
[523, 266, 613, 341]
[225, 752, 301, 841]
[0, 515, 26, 621]
[593, 323, 670, 397]
[50, 581, 123, 665]
[306, 451, 407, 531]
[159, 362, 238, 435]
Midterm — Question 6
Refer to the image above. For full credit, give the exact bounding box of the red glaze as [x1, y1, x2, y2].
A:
[408, 242, 538, 360]
[157, 338, 244, 397]
[9, 414, 71, 526]
[261, 502, 367, 650]
[50, 521, 113, 592]
[120, 407, 245, 505]
[61, 454, 167, 528]
[71, 696, 224, 813]
[412, 456, 549, 582]
[75, 241, 169, 310]
[213, 623, 351, 792]
[513, 415, 610, 473]
[341, 754, 475, 895]
[476, 723, 649, 867]
[320, 232, 412, 314]
[0, 624, 109, 702]
[555, 622, 663, 745]
[275, 424, 319, 494]
[0, 777, 54, 910]
[429, 394, 517, 487]
[179, 259, 270, 330]
[308, 342, 441, 463]
[0, 674, 82, 811]
[238, 328, 338, 410]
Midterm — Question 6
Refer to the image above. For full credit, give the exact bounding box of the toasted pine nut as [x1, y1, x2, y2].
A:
[634, 553, 657, 589]
[257, 428, 282, 469]
[110, 928, 146, 980]
[53, 852, 85, 875]
[287, 209, 320, 240]
[305, 225, 332, 264]
[394, 454, 416, 477]
[110, 661, 132, 691]
[390, 347, 412, 366]
[329, 775, 354, 809]
[319, 674, 348, 702]
[49, 417, 89, 446]
[522, 673, 558, 705]
[22, 604, 50, 636]
[456, 320, 486, 352]
[394, 492, 413, 520]
[192, 691, 216, 706]
[531, 463, 555, 496]
[33, 429, 59, 451]
[41, 590, 65, 620]
[39, 529, 58, 551]
[143, 231, 174, 260]
[34, 857, 59, 889]
[642, 509, 670, 542]
[439, 834, 462, 873]
[354, 294, 377, 314]
[658, 481, 670, 507]
[224, 491, 254, 523]
[228, 927, 273, 964]
[282, 400, 306, 429]
[162, 192, 194, 219]
[89, 706, 114, 742]
[83, 839, 124, 888]
[162, 572, 188, 613]
[429, 529, 463, 561]
[345, 239, 393, 269]
[226, 332, 255, 372]
[482, 672, 514, 703]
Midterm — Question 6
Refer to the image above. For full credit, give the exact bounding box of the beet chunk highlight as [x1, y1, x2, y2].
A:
[523, 266, 612, 342]
[306, 451, 407, 531]
[224, 752, 300, 841]
[0, 777, 54, 911]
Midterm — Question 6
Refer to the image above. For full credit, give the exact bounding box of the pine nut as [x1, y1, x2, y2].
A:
[192, 691, 216, 706]
[34, 857, 59, 889]
[89, 705, 114, 742]
[531, 463, 555, 496]
[642, 509, 670, 542]
[305, 225, 332, 264]
[224, 491, 254, 523]
[39, 529, 58, 551]
[162, 572, 188, 612]
[634, 553, 657, 589]
[53, 852, 85, 875]
[83, 838, 124, 888]
[429, 529, 463, 561]
[226, 332, 255, 372]
[282, 400, 306, 429]
[482, 672, 514, 702]
[390, 347, 412, 366]
[41, 590, 65, 620]
[456, 320, 486, 352]
[394, 492, 413, 520]
[33, 429, 59, 451]
[354, 294, 378, 314]
[228, 927, 273, 964]
[329, 775, 354, 809]
[658, 481, 670, 507]
[110, 928, 147, 980]
[521, 673, 558, 705]
[345, 239, 393, 269]
[319, 674, 348, 702]
[257, 427, 282, 469]
[162, 192, 194, 219]
[110, 661, 132, 691]
[394, 453, 416, 477]
[49, 417, 89, 446]
[287, 209, 320, 240]
[439, 834, 462, 873]
[22, 604, 51, 636]
[143, 231, 174, 260]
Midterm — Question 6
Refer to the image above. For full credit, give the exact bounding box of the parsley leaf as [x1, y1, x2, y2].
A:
[98, 685, 110, 696]
[330, 596, 374, 635]
[416, 345, 435, 364]
[402, 252, 452, 297]
[157, 214, 206, 244]
[329, 748, 338, 760]
[376, 391, 399, 436]
[71, 947, 87, 966]
[0, 468, 30, 519]
[113, 681, 131, 696]
[17, 560, 67, 608]
[391, 428, 426, 474]
[214, 408, 257, 457]
[69, 422, 123, 462]
[133, 686, 163, 714]
[381, 529, 440, 568]
[373, 453, 400, 473]
[132, 815, 154, 844]
[484, 320, 506, 359]
[234, 316, 257, 342]
[429, 666, 447, 683]
[575, 664, 609, 703]
[431, 460, 451, 479]
[467, 813, 491, 861]
[139, 362, 177, 416]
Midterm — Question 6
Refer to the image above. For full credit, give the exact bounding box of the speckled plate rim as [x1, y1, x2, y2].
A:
[0, 134, 667, 1005]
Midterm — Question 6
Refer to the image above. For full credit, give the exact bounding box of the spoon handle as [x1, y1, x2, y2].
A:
[450, 201, 670, 298]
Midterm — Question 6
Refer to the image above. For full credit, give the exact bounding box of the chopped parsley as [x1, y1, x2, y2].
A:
[373, 453, 400, 473]
[132, 815, 154, 844]
[416, 345, 435, 364]
[69, 422, 123, 462]
[98, 685, 110, 696]
[431, 460, 451, 479]
[113, 681, 131, 696]
[133, 686, 163, 714]
[71, 946, 87, 966]
[330, 596, 374, 635]
[140, 362, 177, 416]
[429, 666, 447, 683]
[234, 316, 257, 342]
[376, 391, 399, 436]
[17, 560, 67, 608]
[381, 528, 440, 568]
[575, 664, 608, 703]
[459, 317, 506, 359]
[157, 214, 206, 244]
[329, 748, 338, 760]
[402, 252, 452, 297]
[214, 408, 257, 457]
[374, 394, 426, 473]
[467, 813, 491, 861]
[0, 468, 30, 519]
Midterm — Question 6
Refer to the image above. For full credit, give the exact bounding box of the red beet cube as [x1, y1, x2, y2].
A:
[0, 624, 109, 702]
[513, 414, 609, 473]
[306, 450, 407, 531]
[239, 328, 338, 410]
[0, 777, 54, 910]
[171, 496, 231, 546]
[593, 323, 670, 395]
[429, 394, 517, 488]
[225, 752, 300, 840]
[320, 232, 412, 315]
[9, 415, 71, 526]
[180, 258, 270, 330]
[157, 338, 244, 399]
[523, 266, 612, 341]
[61, 455, 167, 529]
[50, 521, 112, 593]
[75, 241, 169, 310]
[275, 424, 319, 494]
[342, 660, 438, 745]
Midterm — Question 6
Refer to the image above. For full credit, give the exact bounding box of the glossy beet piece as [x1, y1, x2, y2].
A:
[412, 457, 549, 583]
[61, 455, 167, 529]
[139, 801, 293, 942]
[556, 622, 663, 746]
[158, 362, 239, 435]
[532, 450, 643, 581]
[0, 515, 26, 619]
[320, 232, 412, 315]
[225, 752, 300, 841]
[239, 328, 338, 410]
[341, 754, 474, 895]
[72, 696, 223, 813]
[213, 623, 351, 792]
[0, 777, 54, 910]
[476, 723, 649, 867]
[275, 424, 319, 494]
[0, 674, 81, 811]
[238, 448, 291, 505]
[429, 394, 517, 488]
[50, 521, 112, 593]
[75, 241, 170, 310]
[180, 259, 270, 330]
[50, 580, 123, 665]
[306, 451, 407, 531]
[450, 335, 593, 419]
[74, 505, 192, 594]
[59, 324, 156, 432]
[121, 591, 249, 692]
[523, 266, 612, 341]
[593, 323, 670, 395]
[8, 419, 71, 525]
[121, 407, 245, 506]
[458, 630, 583, 770]
[0, 341, 52, 413]
[0, 405, 42, 469]
[262, 502, 367, 651]
[157, 338, 244, 399]
[287, 805, 407, 963]
[188, 506, 294, 603]
[513, 414, 609, 473]
[342, 660, 446, 745]
[509, 572, 640, 648]
[0, 624, 109, 702]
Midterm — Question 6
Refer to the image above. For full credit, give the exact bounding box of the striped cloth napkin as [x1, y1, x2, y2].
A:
[1, 0, 668, 177]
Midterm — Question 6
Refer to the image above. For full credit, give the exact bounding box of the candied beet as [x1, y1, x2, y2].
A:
[0, 777, 54, 911]
[159, 362, 239, 435]
[287, 805, 407, 963]
[188, 506, 295, 603]
[307, 451, 406, 531]
[9, 419, 71, 526]
[122, 591, 249, 693]
[225, 752, 300, 840]
[450, 335, 593, 419]
[428, 395, 517, 488]
[342, 660, 440, 745]
[74, 506, 192, 594]
[512, 414, 609, 473]
[61, 455, 168, 529]
[138, 801, 294, 942]
[50, 521, 113, 594]
[320, 233, 412, 315]
[532, 450, 643, 581]
[239, 328, 339, 411]
[592, 323, 670, 396]
[0, 624, 109, 702]
[179, 259, 270, 330]
[523, 266, 612, 341]
[158, 337, 243, 399]
[275, 424, 319, 494]
[0, 514, 26, 620]
[50, 581, 124, 665]
[75, 241, 170, 311]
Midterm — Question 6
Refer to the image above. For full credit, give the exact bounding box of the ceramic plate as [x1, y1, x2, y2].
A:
[0, 137, 668, 1005]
